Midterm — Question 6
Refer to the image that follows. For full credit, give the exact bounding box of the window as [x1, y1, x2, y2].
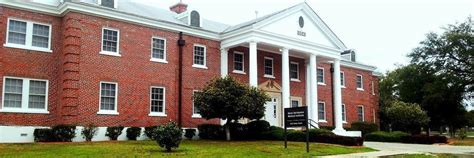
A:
[342, 104, 347, 122]
[151, 37, 166, 62]
[99, 0, 117, 8]
[192, 90, 201, 118]
[356, 74, 363, 90]
[233, 52, 244, 72]
[1, 77, 48, 113]
[318, 102, 326, 121]
[317, 68, 325, 84]
[190, 11, 201, 27]
[264, 57, 274, 77]
[99, 82, 118, 115]
[101, 28, 120, 56]
[290, 62, 299, 80]
[5, 19, 51, 52]
[150, 87, 166, 116]
[193, 45, 206, 68]
[291, 100, 299, 107]
[357, 106, 364, 121]
[371, 81, 375, 95]
[340, 72, 345, 87]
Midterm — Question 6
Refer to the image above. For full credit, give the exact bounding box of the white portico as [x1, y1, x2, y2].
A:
[219, 3, 359, 137]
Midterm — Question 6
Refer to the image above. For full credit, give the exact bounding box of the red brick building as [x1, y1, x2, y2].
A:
[0, 1, 380, 142]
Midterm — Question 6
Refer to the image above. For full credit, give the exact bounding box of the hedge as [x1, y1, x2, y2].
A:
[401, 135, 448, 144]
[365, 131, 409, 142]
[34, 125, 76, 142]
[350, 122, 378, 136]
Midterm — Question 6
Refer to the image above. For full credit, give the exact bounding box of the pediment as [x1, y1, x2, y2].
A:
[258, 80, 282, 93]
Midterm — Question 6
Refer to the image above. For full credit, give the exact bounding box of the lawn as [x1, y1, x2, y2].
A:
[0, 140, 374, 157]
[450, 138, 474, 146]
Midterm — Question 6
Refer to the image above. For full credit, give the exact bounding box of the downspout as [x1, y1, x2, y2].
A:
[177, 32, 186, 128]
[330, 64, 335, 128]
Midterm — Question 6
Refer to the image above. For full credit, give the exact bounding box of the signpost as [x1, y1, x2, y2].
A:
[284, 106, 309, 153]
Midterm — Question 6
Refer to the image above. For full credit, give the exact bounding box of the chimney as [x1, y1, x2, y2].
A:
[170, 1, 188, 14]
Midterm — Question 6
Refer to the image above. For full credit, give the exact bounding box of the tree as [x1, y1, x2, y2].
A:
[156, 122, 182, 152]
[193, 76, 270, 140]
[384, 101, 430, 134]
[467, 111, 474, 127]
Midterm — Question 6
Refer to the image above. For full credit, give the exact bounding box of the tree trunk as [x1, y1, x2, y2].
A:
[225, 119, 231, 141]
[166, 146, 172, 152]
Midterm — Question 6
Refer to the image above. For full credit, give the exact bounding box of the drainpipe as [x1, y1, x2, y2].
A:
[330, 64, 335, 128]
[177, 32, 186, 128]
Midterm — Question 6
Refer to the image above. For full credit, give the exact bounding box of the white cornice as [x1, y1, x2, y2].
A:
[340, 60, 377, 72]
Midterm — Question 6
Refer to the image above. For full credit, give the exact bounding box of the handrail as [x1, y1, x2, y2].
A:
[308, 119, 319, 129]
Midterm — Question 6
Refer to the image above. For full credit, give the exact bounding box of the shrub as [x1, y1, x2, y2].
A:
[51, 125, 76, 142]
[156, 122, 182, 152]
[365, 131, 409, 142]
[81, 124, 98, 142]
[106, 126, 124, 140]
[34, 128, 54, 142]
[184, 129, 196, 139]
[246, 120, 271, 139]
[126, 127, 142, 140]
[384, 101, 430, 134]
[351, 122, 378, 136]
[458, 128, 467, 140]
[401, 135, 448, 144]
[197, 124, 225, 140]
[287, 130, 307, 142]
[229, 122, 248, 140]
[314, 135, 364, 146]
[320, 126, 335, 131]
[144, 126, 158, 140]
[261, 126, 284, 140]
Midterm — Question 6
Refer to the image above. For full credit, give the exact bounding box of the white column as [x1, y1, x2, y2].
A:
[249, 41, 258, 87]
[281, 48, 290, 109]
[332, 59, 345, 132]
[309, 54, 318, 126]
[305, 61, 311, 111]
[220, 48, 228, 78]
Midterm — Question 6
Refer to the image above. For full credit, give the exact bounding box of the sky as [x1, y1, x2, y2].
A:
[134, 0, 473, 72]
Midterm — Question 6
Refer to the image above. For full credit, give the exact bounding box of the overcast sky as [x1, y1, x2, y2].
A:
[136, 0, 473, 73]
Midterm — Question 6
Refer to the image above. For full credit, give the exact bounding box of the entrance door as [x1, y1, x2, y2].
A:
[264, 97, 279, 126]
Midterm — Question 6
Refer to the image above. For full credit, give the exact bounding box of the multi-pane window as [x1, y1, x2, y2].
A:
[234, 52, 244, 72]
[357, 106, 364, 121]
[100, 82, 117, 112]
[150, 87, 165, 114]
[102, 28, 119, 53]
[340, 72, 345, 87]
[317, 68, 324, 83]
[356, 75, 363, 90]
[342, 104, 347, 122]
[2, 77, 48, 113]
[318, 102, 325, 121]
[264, 57, 273, 76]
[290, 62, 299, 80]
[291, 100, 299, 107]
[6, 19, 51, 50]
[151, 37, 166, 60]
[193, 45, 206, 66]
[193, 90, 201, 115]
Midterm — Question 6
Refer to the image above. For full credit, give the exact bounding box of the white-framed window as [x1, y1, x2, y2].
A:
[318, 102, 326, 122]
[357, 105, 365, 122]
[340, 71, 345, 88]
[149, 86, 166, 116]
[98, 0, 118, 8]
[4, 18, 52, 52]
[342, 104, 347, 123]
[233, 51, 245, 73]
[192, 90, 202, 118]
[317, 68, 325, 84]
[1, 76, 49, 114]
[291, 100, 299, 107]
[290, 62, 299, 81]
[192, 44, 207, 69]
[264, 57, 274, 78]
[371, 81, 375, 95]
[100, 28, 120, 57]
[150, 37, 167, 63]
[356, 74, 364, 90]
[98, 81, 118, 115]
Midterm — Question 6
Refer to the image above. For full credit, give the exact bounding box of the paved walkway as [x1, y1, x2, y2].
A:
[321, 142, 474, 158]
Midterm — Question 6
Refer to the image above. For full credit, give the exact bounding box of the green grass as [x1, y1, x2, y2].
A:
[0, 140, 374, 157]
[382, 154, 463, 158]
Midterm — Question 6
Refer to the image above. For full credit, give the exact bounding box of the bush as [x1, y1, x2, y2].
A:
[156, 122, 182, 152]
[126, 127, 142, 140]
[106, 126, 124, 140]
[229, 122, 248, 140]
[81, 124, 98, 142]
[184, 129, 196, 139]
[351, 122, 378, 136]
[401, 135, 447, 144]
[197, 124, 225, 140]
[246, 120, 271, 139]
[314, 135, 364, 146]
[34, 128, 54, 142]
[320, 126, 335, 131]
[51, 125, 76, 142]
[261, 126, 284, 140]
[144, 126, 158, 140]
[365, 131, 409, 142]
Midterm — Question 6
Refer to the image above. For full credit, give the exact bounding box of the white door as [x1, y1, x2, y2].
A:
[264, 97, 279, 126]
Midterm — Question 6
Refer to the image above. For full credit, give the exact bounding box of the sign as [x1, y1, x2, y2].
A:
[284, 106, 310, 153]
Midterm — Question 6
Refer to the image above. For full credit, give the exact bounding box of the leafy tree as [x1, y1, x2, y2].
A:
[156, 122, 182, 152]
[467, 111, 474, 127]
[384, 101, 430, 134]
[193, 76, 270, 140]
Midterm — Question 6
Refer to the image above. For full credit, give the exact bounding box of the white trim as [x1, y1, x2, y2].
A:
[100, 27, 120, 56]
[264, 57, 274, 77]
[318, 101, 326, 122]
[371, 80, 375, 95]
[149, 86, 166, 116]
[342, 104, 347, 123]
[232, 70, 246, 75]
[233, 51, 245, 72]
[193, 44, 207, 68]
[357, 105, 365, 122]
[192, 90, 202, 118]
[290, 99, 300, 107]
[1, 76, 50, 114]
[317, 67, 325, 84]
[356, 74, 364, 91]
[150, 36, 167, 63]
[340, 71, 346, 88]
[290, 61, 300, 81]
[5, 18, 52, 52]
[98, 81, 119, 115]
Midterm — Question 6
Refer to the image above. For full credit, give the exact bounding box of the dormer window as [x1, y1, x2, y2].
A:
[99, 0, 117, 9]
[190, 11, 201, 27]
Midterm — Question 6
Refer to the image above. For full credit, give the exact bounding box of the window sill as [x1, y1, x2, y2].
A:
[150, 58, 168, 63]
[317, 82, 326, 86]
[343, 121, 348, 124]
[192, 114, 202, 118]
[357, 88, 364, 91]
[97, 110, 119, 115]
[264, 75, 275, 79]
[149, 113, 167, 117]
[3, 43, 52, 53]
[290, 78, 301, 82]
[0, 109, 49, 114]
[341, 86, 346, 89]
[99, 51, 121, 57]
[232, 70, 246, 75]
[318, 120, 328, 123]
[192, 64, 208, 69]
